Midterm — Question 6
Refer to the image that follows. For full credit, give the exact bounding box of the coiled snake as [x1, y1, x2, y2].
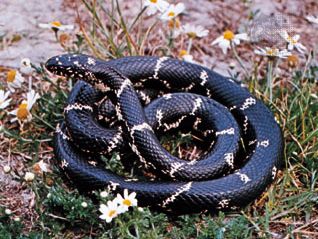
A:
[45, 54, 283, 214]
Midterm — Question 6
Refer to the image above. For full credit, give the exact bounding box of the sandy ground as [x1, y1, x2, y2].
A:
[1, 0, 317, 74]
[0, 0, 78, 67]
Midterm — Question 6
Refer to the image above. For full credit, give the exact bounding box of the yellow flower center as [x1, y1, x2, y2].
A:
[223, 30, 234, 40]
[187, 32, 197, 38]
[7, 70, 16, 83]
[287, 36, 297, 44]
[123, 199, 132, 206]
[108, 210, 117, 217]
[266, 48, 278, 56]
[179, 50, 188, 57]
[51, 21, 62, 27]
[168, 19, 181, 29]
[168, 11, 175, 17]
[17, 103, 29, 120]
[150, 0, 157, 3]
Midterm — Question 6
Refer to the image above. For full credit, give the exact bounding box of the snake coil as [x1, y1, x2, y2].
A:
[45, 54, 283, 214]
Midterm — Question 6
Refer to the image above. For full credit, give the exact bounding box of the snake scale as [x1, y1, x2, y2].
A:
[45, 54, 283, 214]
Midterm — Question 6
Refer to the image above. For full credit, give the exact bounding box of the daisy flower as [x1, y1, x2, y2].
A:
[167, 18, 182, 38]
[100, 191, 109, 198]
[39, 21, 74, 31]
[7, 69, 24, 92]
[211, 30, 249, 54]
[281, 31, 306, 53]
[143, 0, 169, 16]
[306, 15, 318, 24]
[99, 201, 121, 223]
[182, 24, 209, 38]
[161, 3, 185, 21]
[0, 90, 11, 110]
[20, 58, 33, 75]
[24, 172, 35, 182]
[114, 189, 138, 213]
[10, 90, 40, 123]
[179, 50, 194, 63]
[3, 165, 11, 174]
[33, 160, 49, 174]
[5, 209, 12, 215]
[254, 47, 291, 58]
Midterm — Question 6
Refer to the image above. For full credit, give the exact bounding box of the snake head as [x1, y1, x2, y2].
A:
[46, 54, 113, 93]
[45, 54, 98, 79]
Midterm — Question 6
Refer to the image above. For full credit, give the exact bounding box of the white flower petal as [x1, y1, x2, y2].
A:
[59, 25, 74, 30]
[20, 58, 33, 75]
[182, 54, 194, 63]
[254, 48, 266, 56]
[26, 90, 40, 110]
[99, 214, 107, 220]
[295, 43, 307, 53]
[161, 2, 185, 21]
[219, 40, 230, 54]
[280, 30, 289, 40]
[10, 117, 18, 123]
[232, 38, 240, 45]
[278, 49, 292, 58]
[0, 99, 12, 109]
[287, 43, 294, 51]
[157, 0, 169, 12]
[123, 189, 129, 198]
[211, 36, 224, 45]
[118, 205, 129, 214]
[39, 22, 74, 31]
[7, 70, 25, 92]
[146, 5, 158, 15]
[235, 33, 249, 41]
[0, 90, 11, 109]
[174, 3, 185, 15]
[183, 24, 209, 38]
[293, 35, 300, 41]
[4, 90, 10, 99]
[38, 160, 48, 172]
[99, 204, 108, 213]
[306, 15, 318, 24]
[129, 192, 137, 199]
[144, 0, 169, 14]
[39, 23, 50, 29]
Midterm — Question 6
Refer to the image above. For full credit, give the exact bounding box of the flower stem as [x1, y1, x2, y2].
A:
[187, 38, 193, 53]
[168, 30, 174, 49]
[267, 59, 274, 102]
[54, 30, 59, 42]
[231, 43, 249, 78]
[168, 19, 177, 49]
[28, 76, 32, 91]
[32, 113, 55, 130]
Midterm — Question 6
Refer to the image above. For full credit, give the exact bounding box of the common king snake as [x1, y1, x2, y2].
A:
[45, 54, 284, 214]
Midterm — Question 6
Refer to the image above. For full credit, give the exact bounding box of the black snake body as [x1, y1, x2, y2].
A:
[45, 54, 283, 214]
